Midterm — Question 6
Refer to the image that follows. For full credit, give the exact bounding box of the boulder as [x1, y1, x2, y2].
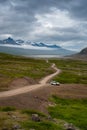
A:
[31, 114, 40, 122]
[64, 123, 76, 130]
[12, 124, 21, 130]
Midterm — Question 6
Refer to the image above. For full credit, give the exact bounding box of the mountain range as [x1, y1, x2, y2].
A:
[0, 37, 76, 57]
[0, 37, 61, 49]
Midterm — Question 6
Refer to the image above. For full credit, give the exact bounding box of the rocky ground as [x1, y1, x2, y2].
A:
[0, 84, 87, 114]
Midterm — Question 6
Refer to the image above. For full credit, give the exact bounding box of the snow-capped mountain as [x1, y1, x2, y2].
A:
[16, 39, 24, 44]
[0, 37, 24, 45]
[3, 37, 17, 45]
[26, 41, 61, 49]
[0, 37, 61, 49]
[0, 37, 76, 57]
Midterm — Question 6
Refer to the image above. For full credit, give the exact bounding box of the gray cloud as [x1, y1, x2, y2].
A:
[0, 0, 87, 51]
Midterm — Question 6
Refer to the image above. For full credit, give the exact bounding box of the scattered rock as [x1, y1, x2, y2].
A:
[47, 115, 53, 121]
[31, 114, 40, 122]
[64, 123, 76, 130]
[7, 112, 12, 116]
[34, 96, 48, 102]
[53, 118, 59, 124]
[12, 124, 21, 130]
[34, 96, 38, 99]
[12, 115, 17, 120]
[48, 103, 56, 107]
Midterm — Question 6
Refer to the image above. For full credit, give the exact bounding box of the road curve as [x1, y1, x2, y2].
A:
[0, 63, 61, 98]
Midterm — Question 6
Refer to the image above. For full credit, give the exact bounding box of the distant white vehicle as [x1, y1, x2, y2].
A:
[50, 81, 60, 86]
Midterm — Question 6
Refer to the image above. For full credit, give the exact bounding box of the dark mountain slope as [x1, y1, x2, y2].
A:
[67, 47, 87, 60]
[79, 47, 87, 55]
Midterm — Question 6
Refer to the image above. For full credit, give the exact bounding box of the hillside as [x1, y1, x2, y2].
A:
[0, 53, 54, 91]
[79, 47, 87, 55]
[67, 47, 87, 60]
[0, 54, 87, 130]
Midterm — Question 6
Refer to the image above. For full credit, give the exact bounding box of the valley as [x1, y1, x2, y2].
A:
[0, 0, 87, 129]
[0, 53, 87, 130]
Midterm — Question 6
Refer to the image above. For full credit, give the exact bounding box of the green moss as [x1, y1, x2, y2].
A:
[50, 59, 87, 84]
[48, 96, 87, 130]
[0, 107, 64, 130]
[21, 109, 46, 117]
[21, 120, 64, 130]
[0, 53, 53, 91]
[0, 106, 16, 112]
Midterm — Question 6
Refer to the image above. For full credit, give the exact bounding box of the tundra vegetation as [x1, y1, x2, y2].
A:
[50, 59, 87, 84]
[0, 53, 53, 91]
[48, 96, 87, 130]
[0, 53, 87, 130]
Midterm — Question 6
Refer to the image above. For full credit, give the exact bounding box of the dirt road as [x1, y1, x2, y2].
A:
[0, 63, 61, 98]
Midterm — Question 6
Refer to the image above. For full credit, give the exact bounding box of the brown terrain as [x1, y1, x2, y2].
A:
[0, 84, 87, 114]
[10, 77, 38, 90]
[0, 63, 60, 98]
[0, 62, 87, 114]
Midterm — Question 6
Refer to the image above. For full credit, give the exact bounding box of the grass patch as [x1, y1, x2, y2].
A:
[50, 59, 87, 84]
[48, 96, 87, 130]
[54, 70, 87, 84]
[0, 107, 64, 130]
[0, 53, 53, 91]
[0, 106, 16, 112]
[21, 109, 46, 117]
[21, 120, 64, 130]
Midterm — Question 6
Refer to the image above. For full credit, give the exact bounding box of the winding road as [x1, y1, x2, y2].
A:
[0, 63, 61, 98]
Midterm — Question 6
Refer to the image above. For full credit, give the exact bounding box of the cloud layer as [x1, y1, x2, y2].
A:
[0, 0, 87, 51]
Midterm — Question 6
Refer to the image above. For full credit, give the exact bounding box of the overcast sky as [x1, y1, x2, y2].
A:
[0, 0, 87, 51]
